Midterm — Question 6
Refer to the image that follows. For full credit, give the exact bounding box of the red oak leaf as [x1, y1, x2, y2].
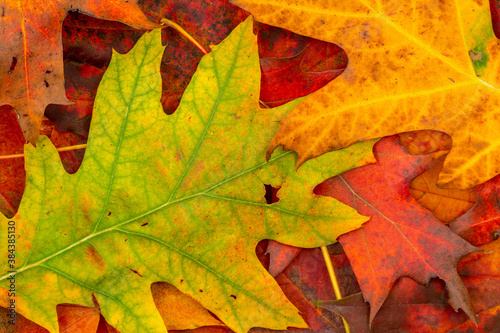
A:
[314, 136, 480, 324]
[320, 239, 500, 332]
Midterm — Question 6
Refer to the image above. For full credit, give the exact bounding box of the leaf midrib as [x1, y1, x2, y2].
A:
[0, 149, 294, 282]
[0, 151, 302, 329]
[166, 19, 246, 205]
[93, 36, 156, 234]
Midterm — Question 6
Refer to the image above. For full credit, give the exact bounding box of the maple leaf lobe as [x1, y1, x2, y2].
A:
[232, 0, 500, 189]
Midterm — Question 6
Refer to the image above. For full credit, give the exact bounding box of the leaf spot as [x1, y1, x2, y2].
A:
[468, 50, 483, 62]
[10, 57, 17, 71]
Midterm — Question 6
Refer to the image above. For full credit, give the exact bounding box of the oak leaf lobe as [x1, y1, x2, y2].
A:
[0, 18, 375, 333]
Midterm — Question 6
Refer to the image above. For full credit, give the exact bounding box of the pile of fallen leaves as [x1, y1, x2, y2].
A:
[1, 0, 499, 332]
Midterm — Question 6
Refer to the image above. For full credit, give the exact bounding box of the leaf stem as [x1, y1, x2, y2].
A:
[0, 144, 87, 159]
[321, 245, 350, 333]
[161, 18, 208, 55]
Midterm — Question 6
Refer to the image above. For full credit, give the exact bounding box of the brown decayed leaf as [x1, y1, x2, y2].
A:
[232, 0, 500, 189]
[0, 0, 160, 143]
[314, 136, 480, 324]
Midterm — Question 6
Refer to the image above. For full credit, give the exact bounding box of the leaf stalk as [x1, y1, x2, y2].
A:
[0, 144, 87, 160]
[161, 18, 209, 55]
[321, 245, 350, 333]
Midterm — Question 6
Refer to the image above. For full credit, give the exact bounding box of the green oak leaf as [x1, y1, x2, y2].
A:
[0, 17, 375, 333]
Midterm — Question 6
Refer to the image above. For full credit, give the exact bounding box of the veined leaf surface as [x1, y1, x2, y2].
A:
[0, 18, 375, 333]
[0, 0, 159, 143]
[232, 0, 500, 189]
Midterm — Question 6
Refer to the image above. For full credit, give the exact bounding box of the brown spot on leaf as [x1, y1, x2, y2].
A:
[469, 50, 483, 62]
[10, 57, 17, 71]
[85, 244, 105, 270]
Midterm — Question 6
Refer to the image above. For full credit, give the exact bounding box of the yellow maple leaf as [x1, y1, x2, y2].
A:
[233, 0, 500, 189]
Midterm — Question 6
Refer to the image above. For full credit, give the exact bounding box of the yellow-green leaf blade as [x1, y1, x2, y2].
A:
[1, 17, 374, 333]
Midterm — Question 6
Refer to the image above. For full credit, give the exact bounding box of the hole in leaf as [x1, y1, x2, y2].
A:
[44, 80, 49, 87]
[264, 184, 281, 204]
[258, 23, 348, 108]
[141, 222, 149, 227]
[107, 212, 111, 216]
[493, 229, 500, 240]
[10, 57, 17, 71]
[230, 295, 237, 299]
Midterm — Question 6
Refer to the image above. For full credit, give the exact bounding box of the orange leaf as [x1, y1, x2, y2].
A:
[152, 282, 223, 331]
[56, 304, 100, 333]
[409, 159, 478, 223]
[0, 0, 159, 143]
